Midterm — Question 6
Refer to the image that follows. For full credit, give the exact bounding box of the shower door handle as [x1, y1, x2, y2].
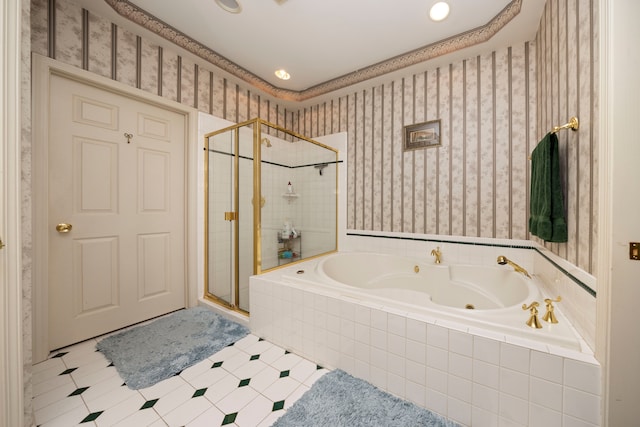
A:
[224, 212, 237, 221]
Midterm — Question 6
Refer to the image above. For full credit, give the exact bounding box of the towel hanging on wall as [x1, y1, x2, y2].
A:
[529, 132, 568, 242]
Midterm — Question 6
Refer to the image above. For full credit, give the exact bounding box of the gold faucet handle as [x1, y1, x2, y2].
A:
[542, 296, 562, 324]
[544, 296, 562, 304]
[430, 246, 442, 264]
[522, 301, 542, 329]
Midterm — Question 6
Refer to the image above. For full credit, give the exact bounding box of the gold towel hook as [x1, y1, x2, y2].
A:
[551, 116, 579, 134]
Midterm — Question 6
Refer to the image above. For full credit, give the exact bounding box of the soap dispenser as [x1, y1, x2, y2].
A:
[287, 181, 293, 193]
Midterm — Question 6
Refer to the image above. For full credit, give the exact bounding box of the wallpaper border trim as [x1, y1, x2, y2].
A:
[103, 0, 522, 102]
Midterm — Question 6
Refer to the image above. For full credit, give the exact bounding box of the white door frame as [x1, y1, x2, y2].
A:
[1, 0, 24, 424]
[32, 54, 199, 363]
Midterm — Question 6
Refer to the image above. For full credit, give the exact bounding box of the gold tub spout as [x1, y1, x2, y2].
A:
[430, 247, 442, 264]
[497, 255, 531, 278]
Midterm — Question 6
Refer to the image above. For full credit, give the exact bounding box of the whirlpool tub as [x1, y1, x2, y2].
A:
[278, 252, 585, 352]
[316, 252, 536, 311]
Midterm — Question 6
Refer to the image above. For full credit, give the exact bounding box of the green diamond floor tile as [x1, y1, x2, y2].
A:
[80, 411, 103, 423]
[193, 388, 207, 398]
[60, 368, 77, 375]
[140, 399, 159, 409]
[250, 354, 260, 361]
[279, 370, 290, 378]
[68, 387, 89, 397]
[212, 361, 223, 368]
[239, 378, 251, 387]
[222, 412, 238, 425]
[272, 400, 285, 411]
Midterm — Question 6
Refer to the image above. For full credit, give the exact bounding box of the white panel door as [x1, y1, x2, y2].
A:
[48, 74, 186, 350]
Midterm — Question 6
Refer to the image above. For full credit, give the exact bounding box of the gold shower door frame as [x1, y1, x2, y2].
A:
[203, 118, 339, 315]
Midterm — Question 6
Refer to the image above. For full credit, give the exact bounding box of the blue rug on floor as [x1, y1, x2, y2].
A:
[96, 307, 249, 390]
[272, 369, 459, 427]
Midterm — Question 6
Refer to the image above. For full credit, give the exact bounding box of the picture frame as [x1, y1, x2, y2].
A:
[403, 119, 441, 151]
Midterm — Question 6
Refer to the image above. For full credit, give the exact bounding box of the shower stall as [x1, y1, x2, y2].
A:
[204, 118, 339, 314]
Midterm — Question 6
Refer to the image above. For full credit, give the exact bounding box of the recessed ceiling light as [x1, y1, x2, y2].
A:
[275, 69, 291, 80]
[215, 0, 242, 14]
[429, 2, 450, 21]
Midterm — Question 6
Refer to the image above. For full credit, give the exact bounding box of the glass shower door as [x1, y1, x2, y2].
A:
[236, 126, 254, 313]
[205, 124, 254, 313]
[206, 130, 235, 307]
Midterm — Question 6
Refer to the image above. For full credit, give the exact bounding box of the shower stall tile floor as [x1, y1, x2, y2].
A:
[32, 332, 329, 426]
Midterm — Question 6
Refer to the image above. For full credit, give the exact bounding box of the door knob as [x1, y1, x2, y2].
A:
[56, 223, 73, 233]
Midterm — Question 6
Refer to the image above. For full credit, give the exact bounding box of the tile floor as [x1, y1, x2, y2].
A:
[32, 332, 329, 427]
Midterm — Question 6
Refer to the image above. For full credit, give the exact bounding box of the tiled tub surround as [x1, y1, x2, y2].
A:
[342, 231, 597, 353]
[250, 234, 600, 426]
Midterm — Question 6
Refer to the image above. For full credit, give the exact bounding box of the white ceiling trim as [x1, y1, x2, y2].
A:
[104, 0, 522, 102]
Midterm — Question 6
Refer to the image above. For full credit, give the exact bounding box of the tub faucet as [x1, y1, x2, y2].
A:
[497, 255, 531, 278]
[522, 301, 542, 328]
[430, 247, 442, 264]
[542, 296, 562, 324]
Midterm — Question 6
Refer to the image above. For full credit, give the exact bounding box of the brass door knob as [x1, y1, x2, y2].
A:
[56, 223, 73, 233]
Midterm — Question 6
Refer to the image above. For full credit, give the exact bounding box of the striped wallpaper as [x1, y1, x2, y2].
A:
[536, 0, 598, 274]
[31, 0, 598, 274]
[300, 47, 536, 243]
[31, 0, 298, 129]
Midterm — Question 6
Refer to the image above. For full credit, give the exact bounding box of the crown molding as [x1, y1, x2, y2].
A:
[105, 0, 522, 102]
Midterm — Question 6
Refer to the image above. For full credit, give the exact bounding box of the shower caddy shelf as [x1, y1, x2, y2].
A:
[282, 193, 299, 203]
[277, 232, 301, 265]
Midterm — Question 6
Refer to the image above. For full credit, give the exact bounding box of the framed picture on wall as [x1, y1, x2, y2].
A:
[403, 119, 441, 151]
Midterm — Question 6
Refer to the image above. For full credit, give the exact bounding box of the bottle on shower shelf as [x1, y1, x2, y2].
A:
[287, 181, 293, 193]
[282, 220, 291, 239]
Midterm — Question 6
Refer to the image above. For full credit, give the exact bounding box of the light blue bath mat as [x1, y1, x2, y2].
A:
[272, 369, 459, 426]
[96, 307, 249, 389]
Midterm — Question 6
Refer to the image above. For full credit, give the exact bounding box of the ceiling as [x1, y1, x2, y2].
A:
[92, 0, 545, 103]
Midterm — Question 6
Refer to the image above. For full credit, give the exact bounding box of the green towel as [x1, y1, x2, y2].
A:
[529, 132, 568, 242]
